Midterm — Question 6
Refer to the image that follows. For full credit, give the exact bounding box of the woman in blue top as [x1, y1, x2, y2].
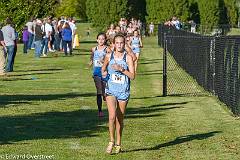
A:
[102, 34, 135, 154]
[89, 33, 111, 117]
[61, 22, 72, 56]
[128, 30, 143, 73]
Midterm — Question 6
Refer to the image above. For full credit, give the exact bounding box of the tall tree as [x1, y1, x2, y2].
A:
[127, 0, 147, 22]
[146, 0, 190, 24]
[86, 0, 128, 31]
[55, 0, 87, 20]
[198, 0, 220, 29]
[188, 0, 200, 24]
[0, 0, 58, 31]
[224, 0, 238, 26]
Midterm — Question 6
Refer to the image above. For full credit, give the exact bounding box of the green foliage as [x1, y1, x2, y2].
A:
[145, 0, 237, 29]
[86, 0, 128, 31]
[1, 23, 240, 160]
[198, 0, 220, 29]
[146, 0, 190, 24]
[188, 0, 200, 24]
[197, 0, 237, 29]
[224, 0, 238, 26]
[0, 0, 238, 33]
[0, 0, 58, 31]
[127, 0, 147, 22]
[146, 0, 163, 23]
[55, 0, 87, 20]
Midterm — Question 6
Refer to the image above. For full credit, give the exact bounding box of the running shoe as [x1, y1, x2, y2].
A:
[106, 141, 114, 154]
[98, 111, 104, 117]
[115, 145, 121, 154]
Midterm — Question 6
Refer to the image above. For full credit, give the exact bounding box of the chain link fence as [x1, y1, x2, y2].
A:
[158, 24, 240, 115]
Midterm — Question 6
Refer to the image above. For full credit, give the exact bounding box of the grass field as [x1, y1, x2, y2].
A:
[227, 28, 240, 35]
[0, 23, 240, 160]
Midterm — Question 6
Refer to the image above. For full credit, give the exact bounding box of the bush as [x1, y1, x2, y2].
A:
[86, 0, 128, 31]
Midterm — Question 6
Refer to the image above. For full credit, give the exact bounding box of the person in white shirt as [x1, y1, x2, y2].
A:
[189, 20, 196, 33]
[1, 18, 16, 72]
[67, 18, 77, 49]
[26, 18, 34, 49]
[40, 18, 53, 56]
[171, 16, 181, 30]
[149, 22, 154, 35]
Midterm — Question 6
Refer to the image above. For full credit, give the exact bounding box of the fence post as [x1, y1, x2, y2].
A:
[163, 33, 167, 96]
[210, 36, 216, 95]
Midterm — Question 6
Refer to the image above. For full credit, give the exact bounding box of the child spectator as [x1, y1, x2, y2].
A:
[22, 26, 29, 54]
[86, 27, 91, 37]
[149, 22, 154, 36]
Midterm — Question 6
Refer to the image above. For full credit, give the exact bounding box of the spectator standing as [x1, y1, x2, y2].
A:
[48, 18, 55, 52]
[34, 19, 43, 58]
[86, 27, 91, 37]
[1, 18, 16, 72]
[189, 20, 196, 33]
[68, 19, 77, 49]
[22, 26, 29, 54]
[12, 25, 18, 67]
[149, 22, 154, 36]
[61, 22, 72, 56]
[40, 18, 53, 57]
[26, 18, 34, 49]
[171, 16, 181, 30]
[53, 19, 60, 51]
[0, 28, 6, 75]
[57, 20, 64, 51]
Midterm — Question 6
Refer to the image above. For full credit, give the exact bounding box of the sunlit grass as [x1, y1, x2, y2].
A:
[0, 24, 239, 160]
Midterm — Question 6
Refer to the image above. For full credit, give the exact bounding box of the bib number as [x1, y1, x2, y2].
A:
[94, 60, 103, 67]
[111, 74, 125, 84]
[133, 44, 139, 48]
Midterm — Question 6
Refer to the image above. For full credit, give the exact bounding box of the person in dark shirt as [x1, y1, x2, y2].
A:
[34, 19, 43, 58]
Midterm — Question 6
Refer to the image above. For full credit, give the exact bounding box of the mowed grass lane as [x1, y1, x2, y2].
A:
[0, 23, 239, 160]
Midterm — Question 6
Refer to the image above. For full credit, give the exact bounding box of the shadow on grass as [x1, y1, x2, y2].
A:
[0, 109, 107, 145]
[0, 78, 33, 81]
[16, 68, 63, 72]
[168, 92, 208, 97]
[124, 131, 222, 152]
[0, 93, 96, 107]
[125, 102, 187, 119]
[6, 72, 57, 77]
[74, 53, 91, 56]
[0, 100, 188, 144]
[74, 48, 90, 53]
[80, 40, 96, 44]
[132, 95, 163, 99]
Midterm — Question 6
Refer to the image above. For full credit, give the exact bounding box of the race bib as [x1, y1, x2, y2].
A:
[132, 44, 139, 48]
[111, 74, 125, 84]
[94, 60, 103, 67]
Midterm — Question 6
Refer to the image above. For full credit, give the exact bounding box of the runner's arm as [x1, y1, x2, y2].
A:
[125, 44, 137, 62]
[139, 37, 143, 48]
[123, 54, 135, 80]
[0, 41, 6, 51]
[89, 48, 95, 66]
[101, 52, 110, 78]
